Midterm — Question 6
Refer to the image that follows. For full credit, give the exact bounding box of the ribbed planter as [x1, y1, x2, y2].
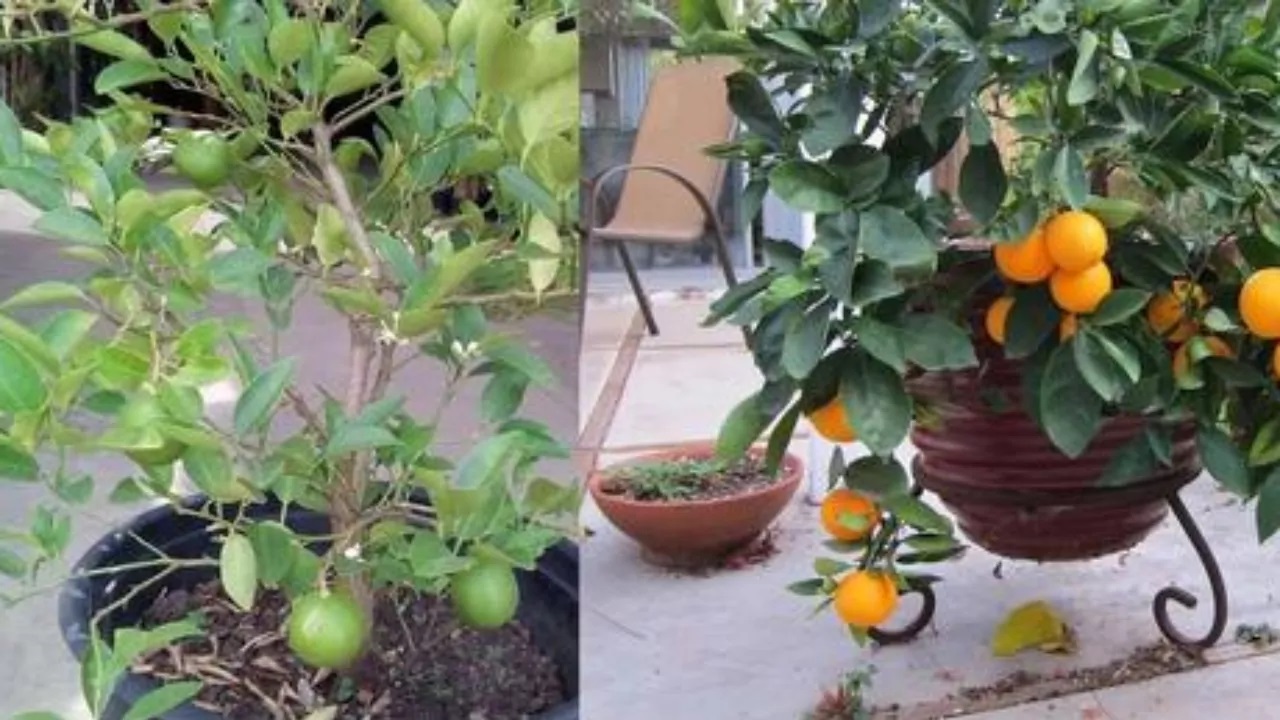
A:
[910, 355, 1201, 561]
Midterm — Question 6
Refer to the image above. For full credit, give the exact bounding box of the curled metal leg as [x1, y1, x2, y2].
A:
[869, 582, 937, 645]
[1152, 493, 1227, 649]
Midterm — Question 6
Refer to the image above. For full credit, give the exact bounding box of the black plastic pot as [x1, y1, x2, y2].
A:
[58, 495, 579, 720]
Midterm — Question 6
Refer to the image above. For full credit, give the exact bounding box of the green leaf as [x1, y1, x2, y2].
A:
[1005, 285, 1058, 359]
[453, 432, 520, 489]
[325, 55, 385, 97]
[959, 143, 1007, 224]
[487, 342, 556, 387]
[828, 146, 890, 200]
[12, 712, 65, 720]
[1250, 417, 1280, 467]
[858, 205, 937, 271]
[1067, 29, 1100, 105]
[371, 232, 420, 286]
[787, 578, 825, 596]
[0, 98, 21, 164]
[921, 57, 987, 140]
[1090, 289, 1151, 325]
[854, 316, 906, 373]
[1073, 331, 1128, 402]
[75, 24, 154, 61]
[247, 522, 296, 586]
[1198, 426, 1251, 496]
[34, 208, 108, 246]
[497, 166, 560, 223]
[219, 532, 257, 611]
[901, 314, 977, 370]
[325, 424, 400, 457]
[0, 337, 47, 413]
[765, 402, 801, 475]
[181, 446, 245, 502]
[233, 358, 296, 436]
[883, 494, 954, 533]
[840, 350, 911, 456]
[843, 455, 909, 499]
[849, 260, 904, 305]
[726, 71, 784, 144]
[95, 60, 168, 94]
[0, 546, 25, 578]
[281, 108, 318, 139]
[716, 391, 773, 461]
[1038, 345, 1102, 458]
[782, 304, 831, 379]
[769, 161, 846, 213]
[1098, 430, 1157, 487]
[268, 19, 313, 66]
[0, 439, 38, 481]
[481, 373, 527, 423]
[2, 282, 86, 310]
[1054, 144, 1088, 209]
[121, 681, 202, 720]
[1257, 468, 1280, 542]
[0, 168, 65, 211]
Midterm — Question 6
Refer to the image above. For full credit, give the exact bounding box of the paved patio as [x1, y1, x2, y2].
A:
[579, 276, 1280, 720]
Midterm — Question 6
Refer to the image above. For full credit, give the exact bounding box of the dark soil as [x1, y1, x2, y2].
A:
[871, 642, 1205, 719]
[598, 454, 778, 502]
[134, 580, 565, 720]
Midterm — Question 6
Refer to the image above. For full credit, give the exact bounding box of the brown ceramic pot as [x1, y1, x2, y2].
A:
[910, 354, 1201, 561]
[588, 444, 803, 567]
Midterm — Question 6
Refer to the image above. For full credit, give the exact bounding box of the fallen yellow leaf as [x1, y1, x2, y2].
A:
[991, 600, 1075, 657]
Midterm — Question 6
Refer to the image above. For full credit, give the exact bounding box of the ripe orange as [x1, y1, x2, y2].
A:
[808, 396, 857, 443]
[833, 570, 899, 628]
[993, 227, 1055, 283]
[1050, 262, 1112, 314]
[1044, 211, 1109, 272]
[1240, 268, 1280, 339]
[1059, 314, 1078, 341]
[820, 488, 880, 541]
[1172, 336, 1232, 378]
[985, 296, 1014, 345]
[1147, 279, 1205, 342]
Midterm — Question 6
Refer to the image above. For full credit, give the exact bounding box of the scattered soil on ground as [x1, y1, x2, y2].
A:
[134, 580, 565, 720]
[872, 642, 1205, 719]
[599, 454, 779, 502]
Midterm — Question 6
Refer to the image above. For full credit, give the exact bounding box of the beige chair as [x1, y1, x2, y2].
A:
[585, 57, 741, 336]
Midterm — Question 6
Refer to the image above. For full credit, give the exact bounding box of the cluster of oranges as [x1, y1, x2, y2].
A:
[817, 487, 900, 628]
[987, 210, 1113, 345]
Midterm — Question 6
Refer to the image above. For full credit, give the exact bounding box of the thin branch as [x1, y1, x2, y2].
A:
[330, 85, 410, 136]
[1, 2, 206, 47]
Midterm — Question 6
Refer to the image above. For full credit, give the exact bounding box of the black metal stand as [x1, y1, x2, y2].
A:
[867, 490, 1229, 650]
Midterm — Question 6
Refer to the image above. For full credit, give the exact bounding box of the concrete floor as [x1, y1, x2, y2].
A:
[579, 288, 1280, 720]
[0, 213, 579, 717]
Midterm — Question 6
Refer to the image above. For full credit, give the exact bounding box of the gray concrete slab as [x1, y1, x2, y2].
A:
[580, 299, 1280, 720]
[0, 222, 580, 717]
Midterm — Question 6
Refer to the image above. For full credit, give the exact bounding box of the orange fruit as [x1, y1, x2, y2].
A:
[1050, 263, 1112, 314]
[993, 227, 1055, 283]
[1147, 279, 1205, 342]
[1044, 211, 1109, 272]
[1240, 268, 1280, 339]
[1172, 336, 1232, 378]
[985, 296, 1014, 345]
[808, 396, 857, 443]
[833, 570, 899, 628]
[1059, 314, 1078, 341]
[820, 488, 880, 541]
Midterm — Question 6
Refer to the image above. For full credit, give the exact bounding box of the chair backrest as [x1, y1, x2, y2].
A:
[604, 57, 740, 242]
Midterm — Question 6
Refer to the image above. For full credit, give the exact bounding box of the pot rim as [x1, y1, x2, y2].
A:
[56, 494, 580, 720]
[587, 442, 804, 509]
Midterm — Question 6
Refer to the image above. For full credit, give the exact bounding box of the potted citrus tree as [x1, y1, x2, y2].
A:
[1, 0, 581, 717]
[688, 0, 1280, 649]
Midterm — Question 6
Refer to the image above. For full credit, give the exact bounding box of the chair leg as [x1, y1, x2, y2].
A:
[708, 226, 751, 347]
[615, 241, 659, 336]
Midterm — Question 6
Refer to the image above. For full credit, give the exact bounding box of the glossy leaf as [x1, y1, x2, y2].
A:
[219, 533, 258, 611]
[233, 358, 296, 436]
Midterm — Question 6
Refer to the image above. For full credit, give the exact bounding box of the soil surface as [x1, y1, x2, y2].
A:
[598, 454, 778, 502]
[134, 580, 565, 720]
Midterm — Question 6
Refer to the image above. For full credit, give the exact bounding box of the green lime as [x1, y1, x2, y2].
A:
[172, 134, 232, 189]
[450, 560, 519, 629]
[287, 591, 369, 669]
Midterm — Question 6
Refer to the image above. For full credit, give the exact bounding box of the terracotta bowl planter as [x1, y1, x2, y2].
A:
[910, 354, 1201, 561]
[588, 444, 803, 567]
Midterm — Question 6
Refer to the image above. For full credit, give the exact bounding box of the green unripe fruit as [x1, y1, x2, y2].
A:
[172, 135, 232, 189]
[287, 591, 369, 669]
[450, 560, 520, 629]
